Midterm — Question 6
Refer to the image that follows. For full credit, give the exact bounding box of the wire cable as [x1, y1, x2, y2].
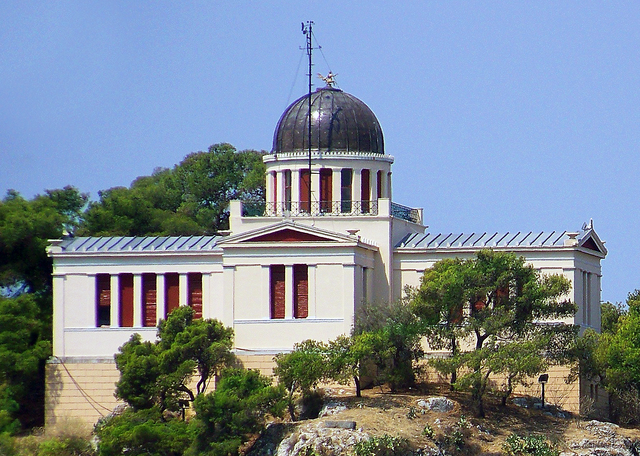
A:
[53, 356, 114, 415]
[286, 48, 306, 106]
[312, 31, 340, 90]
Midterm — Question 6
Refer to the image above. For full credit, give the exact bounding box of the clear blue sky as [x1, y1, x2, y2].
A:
[1, 2, 638, 304]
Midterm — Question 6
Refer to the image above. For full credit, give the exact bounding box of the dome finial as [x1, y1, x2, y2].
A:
[318, 71, 338, 88]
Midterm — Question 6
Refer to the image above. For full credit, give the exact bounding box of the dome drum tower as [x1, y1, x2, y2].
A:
[262, 86, 398, 219]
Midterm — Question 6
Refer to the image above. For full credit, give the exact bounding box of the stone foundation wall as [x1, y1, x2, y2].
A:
[421, 363, 608, 416]
[46, 355, 604, 428]
[235, 353, 277, 376]
[44, 354, 278, 428]
[45, 358, 122, 428]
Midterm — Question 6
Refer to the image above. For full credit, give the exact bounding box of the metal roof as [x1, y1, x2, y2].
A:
[396, 230, 585, 249]
[273, 87, 385, 154]
[57, 236, 222, 253]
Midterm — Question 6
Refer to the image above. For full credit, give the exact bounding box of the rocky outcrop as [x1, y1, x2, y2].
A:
[275, 421, 369, 456]
[562, 420, 639, 456]
[416, 397, 455, 413]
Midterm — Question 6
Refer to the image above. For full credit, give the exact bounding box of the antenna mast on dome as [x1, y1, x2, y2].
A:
[302, 21, 314, 213]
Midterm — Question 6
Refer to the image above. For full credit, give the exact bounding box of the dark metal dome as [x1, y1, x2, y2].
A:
[272, 87, 384, 154]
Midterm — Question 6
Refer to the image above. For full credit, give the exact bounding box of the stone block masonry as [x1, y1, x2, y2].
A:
[45, 358, 122, 428]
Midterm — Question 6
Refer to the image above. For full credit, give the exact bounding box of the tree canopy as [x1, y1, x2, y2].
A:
[0, 186, 86, 431]
[0, 187, 87, 296]
[411, 250, 577, 417]
[114, 306, 234, 413]
[80, 143, 265, 236]
[0, 142, 266, 432]
[590, 290, 640, 422]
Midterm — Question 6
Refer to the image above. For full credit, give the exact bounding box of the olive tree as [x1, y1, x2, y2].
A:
[411, 250, 577, 417]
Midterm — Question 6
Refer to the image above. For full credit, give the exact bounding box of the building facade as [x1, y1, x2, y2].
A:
[46, 85, 607, 426]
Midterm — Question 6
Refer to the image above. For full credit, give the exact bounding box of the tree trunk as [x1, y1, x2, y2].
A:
[354, 376, 361, 398]
[473, 388, 485, 418]
[450, 335, 458, 391]
[501, 377, 513, 407]
[287, 390, 297, 421]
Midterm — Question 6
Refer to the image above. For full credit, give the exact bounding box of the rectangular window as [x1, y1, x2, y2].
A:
[165, 273, 180, 318]
[320, 168, 332, 213]
[294, 265, 308, 318]
[299, 169, 311, 213]
[361, 169, 370, 213]
[272, 172, 278, 204]
[341, 168, 352, 213]
[377, 170, 383, 199]
[270, 265, 285, 319]
[119, 273, 134, 327]
[96, 274, 111, 327]
[188, 273, 203, 319]
[284, 170, 292, 211]
[142, 273, 157, 327]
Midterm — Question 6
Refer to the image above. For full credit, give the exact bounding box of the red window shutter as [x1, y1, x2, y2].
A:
[272, 172, 278, 204]
[320, 169, 332, 212]
[361, 169, 370, 213]
[165, 273, 180, 318]
[119, 273, 134, 327]
[377, 170, 382, 199]
[294, 265, 308, 319]
[270, 265, 285, 319]
[142, 273, 157, 327]
[300, 169, 311, 212]
[188, 273, 203, 319]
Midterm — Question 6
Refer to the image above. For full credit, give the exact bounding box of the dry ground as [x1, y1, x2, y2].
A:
[270, 382, 640, 455]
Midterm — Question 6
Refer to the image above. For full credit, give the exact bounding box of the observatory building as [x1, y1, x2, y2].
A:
[46, 85, 607, 426]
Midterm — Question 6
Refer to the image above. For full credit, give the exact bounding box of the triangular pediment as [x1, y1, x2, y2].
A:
[217, 221, 376, 248]
[579, 228, 607, 256]
[247, 228, 331, 242]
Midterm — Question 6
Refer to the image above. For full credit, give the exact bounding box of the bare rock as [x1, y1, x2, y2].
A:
[276, 422, 369, 456]
[319, 400, 347, 417]
[564, 420, 636, 456]
[417, 397, 454, 413]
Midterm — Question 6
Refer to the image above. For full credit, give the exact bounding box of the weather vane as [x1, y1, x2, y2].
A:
[318, 71, 337, 87]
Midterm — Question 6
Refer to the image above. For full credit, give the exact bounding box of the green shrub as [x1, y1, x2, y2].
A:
[94, 407, 192, 456]
[353, 434, 409, 456]
[503, 433, 559, 456]
[37, 436, 95, 456]
[188, 368, 285, 456]
[434, 415, 473, 454]
[273, 340, 328, 420]
[300, 390, 324, 420]
[422, 423, 435, 439]
[0, 432, 17, 456]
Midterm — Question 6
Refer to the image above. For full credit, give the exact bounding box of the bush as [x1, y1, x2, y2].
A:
[354, 300, 424, 391]
[273, 340, 328, 420]
[503, 433, 559, 456]
[37, 436, 95, 456]
[434, 416, 474, 455]
[188, 368, 285, 456]
[0, 432, 17, 456]
[353, 434, 409, 456]
[94, 407, 192, 456]
[299, 390, 324, 420]
[422, 423, 435, 439]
